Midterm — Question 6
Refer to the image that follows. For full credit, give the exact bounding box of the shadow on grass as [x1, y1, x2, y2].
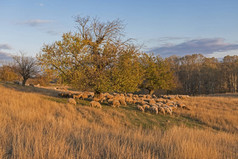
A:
[1, 82, 60, 97]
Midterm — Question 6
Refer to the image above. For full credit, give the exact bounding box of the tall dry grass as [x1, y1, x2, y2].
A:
[177, 96, 238, 133]
[0, 85, 237, 158]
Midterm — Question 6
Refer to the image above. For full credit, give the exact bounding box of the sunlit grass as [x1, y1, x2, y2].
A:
[0, 83, 237, 158]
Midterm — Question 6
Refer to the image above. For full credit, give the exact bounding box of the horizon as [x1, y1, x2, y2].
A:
[0, 0, 238, 60]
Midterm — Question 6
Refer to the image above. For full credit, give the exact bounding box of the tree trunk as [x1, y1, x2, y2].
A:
[149, 89, 154, 96]
[22, 78, 27, 86]
[94, 90, 101, 98]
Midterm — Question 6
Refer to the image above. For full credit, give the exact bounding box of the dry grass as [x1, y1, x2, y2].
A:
[177, 96, 238, 133]
[0, 84, 237, 159]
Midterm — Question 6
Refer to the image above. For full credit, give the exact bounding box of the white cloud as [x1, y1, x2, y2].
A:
[20, 19, 54, 27]
[0, 44, 12, 50]
[207, 49, 238, 58]
[39, 3, 44, 7]
[148, 38, 238, 58]
[0, 51, 13, 62]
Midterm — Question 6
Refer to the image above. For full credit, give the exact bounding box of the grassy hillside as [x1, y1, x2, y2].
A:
[0, 83, 237, 158]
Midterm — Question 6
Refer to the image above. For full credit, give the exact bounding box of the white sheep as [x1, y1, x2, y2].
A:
[112, 99, 120, 107]
[149, 99, 156, 105]
[90, 101, 102, 108]
[150, 106, 158, 114]
[158, 106, 165, 115]
[164, 106, 172, 115]
[137, 105, 145, 112]
[68, 98, 77, 105]
[119, 98, 127, 106]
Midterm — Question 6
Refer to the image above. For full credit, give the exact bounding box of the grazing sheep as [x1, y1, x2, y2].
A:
[133, 94, 139, 99]
[119, 98, 127, 106]
[158, 106, 165, 115]
[142, 104, 150, 109]
[114, 94, 122, 100]
[126, 97, 133, 104]
[169, 105, 177, 110]
[90, 101, 102, 108]
[93, 97, 100, 102]
[150, 106, 158, 114]
[73, 94, 82, 99]
[107, 98, 114, 104]
[81, 93, 88, 100]
[176, 102, 185, 108]
[164, 106, 172, 115]
[112, 99, 120, 107]
[100, 96, 107, 103]
[128, 93, 133, 98]
[149, 99, 156, 105]
[146, 95, 152, 99]
[137, 105, 144, 112]
[68, 98, 77, 105]
[156, 98, 165, 103]
[106, 94, 114, 99]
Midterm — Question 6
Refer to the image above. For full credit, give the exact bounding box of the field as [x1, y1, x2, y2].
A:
[0, 82, 237, 159]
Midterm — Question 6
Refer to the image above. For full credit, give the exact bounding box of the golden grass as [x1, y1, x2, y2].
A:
[0, 85, 237, 158]
[177, 96, 238, 133]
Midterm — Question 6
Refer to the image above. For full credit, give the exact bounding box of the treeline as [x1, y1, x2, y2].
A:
[167, 54, 238, 95]
[1, 16, 238, 95]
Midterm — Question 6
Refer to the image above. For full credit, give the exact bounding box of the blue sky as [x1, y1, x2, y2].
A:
[0, 0, 238, 61]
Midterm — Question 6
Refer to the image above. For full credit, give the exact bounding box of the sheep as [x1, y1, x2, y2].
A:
[119, 98, 127, 106]
[81, 93, 89, 100]
[164, 106, 172, 115]
[149, 99, 156, 105]
[90, 101, 102, 108]
[169, 105, 177, 110]
[152, 94, 157, 98]
[106, 94, 114, 99]
[133, 94, 139, 99]
[150, 106, 158, 114]
[107, 98, 114, 104]
[137, 105, 144, 112]
[125, 97, 133, 104]
[93, 97, 100, 102]
[127, 93, 133, 98]
[68, 98, 77, 105]
[100, 96, 107, 103]
[142, 104, 150, 110]
[114, 94, 122, 100]
[73, 94, 82, 99]
[158, 106, 165, 115]
[112, 99, 120, 107]
[146, 95, 152, 99]
[156, 98, 165, 103]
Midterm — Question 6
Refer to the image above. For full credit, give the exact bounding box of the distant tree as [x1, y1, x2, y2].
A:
[0, 64, 19, 82]
[140, 53, 175, 95]
[200, 57, 220, 94]
[222, 55, 238, 92]
[12, 53, 39, 86]
[38, 16, 142, 95]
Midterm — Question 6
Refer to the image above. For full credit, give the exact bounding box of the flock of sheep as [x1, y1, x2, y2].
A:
[59, 91, 190, 115]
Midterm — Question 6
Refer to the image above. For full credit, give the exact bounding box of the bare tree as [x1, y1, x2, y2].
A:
[12, 52, 39, 86]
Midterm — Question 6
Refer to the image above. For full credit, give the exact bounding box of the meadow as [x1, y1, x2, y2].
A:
[0, 83, 237, 159]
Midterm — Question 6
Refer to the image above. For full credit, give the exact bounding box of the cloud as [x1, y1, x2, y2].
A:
[20, 19, 54, 27]
[39, 3, 44, 7]
[46, 30, 59, 36]
[0, 51, 13, 62]
[147, 37, 189, 43]
[0, 44, 12, 50]
[148, 38, 238, 57]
